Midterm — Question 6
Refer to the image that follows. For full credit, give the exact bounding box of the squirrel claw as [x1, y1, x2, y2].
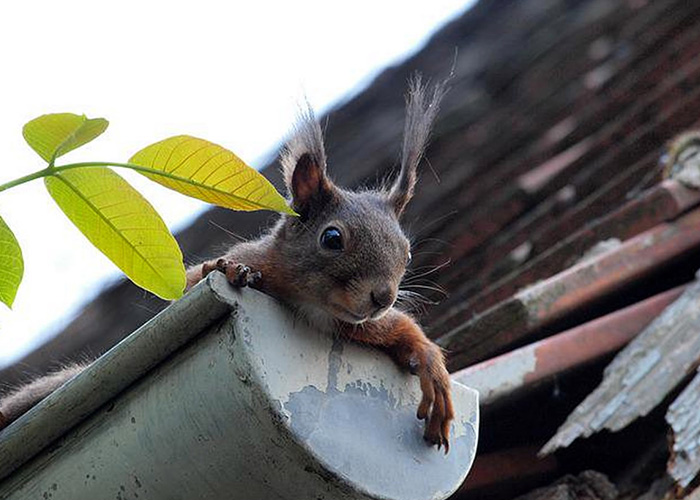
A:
[203, 259, 262, 288]
[415, 347, 454, 454]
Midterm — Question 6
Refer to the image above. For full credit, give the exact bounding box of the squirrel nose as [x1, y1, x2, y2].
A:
[371, 287, 394, 310]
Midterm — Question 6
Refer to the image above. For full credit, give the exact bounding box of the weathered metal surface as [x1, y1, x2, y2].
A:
[452, 286, 683, 406]
[0, 277, 232, 483]
[667, 368, 700, 488]
[541, 278, 700, 455]
[438, 207, 700, 370]
[0, 272, 478, 500]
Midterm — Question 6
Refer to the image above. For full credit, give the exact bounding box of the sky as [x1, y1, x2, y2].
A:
[0, 0, 475, 366]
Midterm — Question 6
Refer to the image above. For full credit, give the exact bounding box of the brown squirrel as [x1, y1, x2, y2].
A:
[0, 77, 454, 451]
[187, 76, 454, 450]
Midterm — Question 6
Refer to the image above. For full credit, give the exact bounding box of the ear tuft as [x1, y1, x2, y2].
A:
[280, 103, 335, 214]
[281, 101, 328, 193]
[390, 74, 449, 216]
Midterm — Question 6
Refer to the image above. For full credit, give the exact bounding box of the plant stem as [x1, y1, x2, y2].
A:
[0, 167, 52, 193]
[0, 161, 181, 194]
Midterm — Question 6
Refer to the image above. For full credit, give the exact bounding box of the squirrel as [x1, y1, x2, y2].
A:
[187, 76, 454, 450]
[0, 76, 454, 451]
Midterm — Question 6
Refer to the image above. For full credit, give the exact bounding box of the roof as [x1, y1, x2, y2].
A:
[4, 0, 700, 499]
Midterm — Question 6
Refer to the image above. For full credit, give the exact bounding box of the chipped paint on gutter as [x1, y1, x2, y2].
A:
[0, 272, 479, 500]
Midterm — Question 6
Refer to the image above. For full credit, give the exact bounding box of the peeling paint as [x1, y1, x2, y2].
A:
[285, 381, 476, 500]
[0, 278, 478, 500]
[456, 345, 537, 404]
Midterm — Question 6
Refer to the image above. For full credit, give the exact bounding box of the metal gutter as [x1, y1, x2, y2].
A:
[0, 272, 478, 500]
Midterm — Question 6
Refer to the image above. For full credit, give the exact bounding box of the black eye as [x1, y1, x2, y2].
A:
[320, 227, 344, 251]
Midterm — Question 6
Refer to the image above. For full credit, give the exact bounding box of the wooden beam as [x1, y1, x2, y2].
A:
[453, 286, 684, 405]
[439, 207, 700, 370]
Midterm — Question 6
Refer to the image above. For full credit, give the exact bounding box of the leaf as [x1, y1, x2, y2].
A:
[129, 135, 295, 215]
[45, 167, 185, 300]
[23, 113, 109, 164]
[0, 216, 23, 308]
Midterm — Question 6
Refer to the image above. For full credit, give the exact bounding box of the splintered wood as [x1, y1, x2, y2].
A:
[541, 279, 700, 455]
[667, 369, 700, 488]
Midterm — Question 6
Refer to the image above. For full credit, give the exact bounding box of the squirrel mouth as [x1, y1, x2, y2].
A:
[333, 304, 369, 324]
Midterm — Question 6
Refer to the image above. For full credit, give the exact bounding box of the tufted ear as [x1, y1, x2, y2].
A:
[280, 104, 336, 216]
[289, 152, 335, 213]
[389, 75, 448, 216]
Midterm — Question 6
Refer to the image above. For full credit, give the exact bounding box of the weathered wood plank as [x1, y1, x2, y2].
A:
[453, 286, 684, 406]
[541, 279, 700, 455]
[437, 207, 700, 370]
[667, 368, 700, 487]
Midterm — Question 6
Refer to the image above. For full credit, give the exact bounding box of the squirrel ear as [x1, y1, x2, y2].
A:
[290, 153, 333, 212]
[281, 102, 335, 215]
[389, 74, 448, 216]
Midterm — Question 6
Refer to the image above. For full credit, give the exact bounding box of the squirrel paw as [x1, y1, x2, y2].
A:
[203, 259, 262, 288]
[414, 348, 454, 454]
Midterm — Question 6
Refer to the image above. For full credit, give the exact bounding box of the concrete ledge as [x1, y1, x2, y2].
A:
[0, 272, 479, 500]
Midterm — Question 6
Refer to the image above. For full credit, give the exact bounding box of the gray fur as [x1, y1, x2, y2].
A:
[0, 362, 89, 428]
[390, 75, 448, 213]
[280, 101, 328, 192]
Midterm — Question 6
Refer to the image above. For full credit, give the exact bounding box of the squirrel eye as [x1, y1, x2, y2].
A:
[320, 227, 344, 251]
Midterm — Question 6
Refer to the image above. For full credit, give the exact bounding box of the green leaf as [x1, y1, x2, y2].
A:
[129, 135, 295, 215]
[23, 113, 109, 164]
[0, 216, 23, 308]
[45, 167, 185, 300]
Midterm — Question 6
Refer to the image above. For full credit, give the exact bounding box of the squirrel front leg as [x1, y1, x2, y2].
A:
[340, 309, 454, 452]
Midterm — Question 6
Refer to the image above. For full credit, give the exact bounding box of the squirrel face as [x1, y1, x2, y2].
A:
[277, 77, 446, 325]
[279, 174, 411, 324]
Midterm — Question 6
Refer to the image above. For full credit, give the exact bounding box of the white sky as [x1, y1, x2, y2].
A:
[0, 0, 474, 367]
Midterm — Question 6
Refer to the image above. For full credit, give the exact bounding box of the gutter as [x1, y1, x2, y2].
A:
[0, 272, 478, 500]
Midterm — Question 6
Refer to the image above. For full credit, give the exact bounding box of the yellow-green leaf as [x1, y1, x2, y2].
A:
[0, 216, 23, 308]
[23, 113, 109, 164]
[129, 135, 295, 215]
[45, 167, 185, 300]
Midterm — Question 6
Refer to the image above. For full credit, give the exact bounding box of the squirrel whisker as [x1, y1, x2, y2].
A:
[404, 260, 451, 281]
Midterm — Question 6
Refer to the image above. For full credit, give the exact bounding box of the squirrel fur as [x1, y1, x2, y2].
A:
[0, 76, 454, 451]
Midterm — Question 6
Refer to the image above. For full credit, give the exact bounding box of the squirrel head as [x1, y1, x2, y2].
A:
[276, 76, 446, 324]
